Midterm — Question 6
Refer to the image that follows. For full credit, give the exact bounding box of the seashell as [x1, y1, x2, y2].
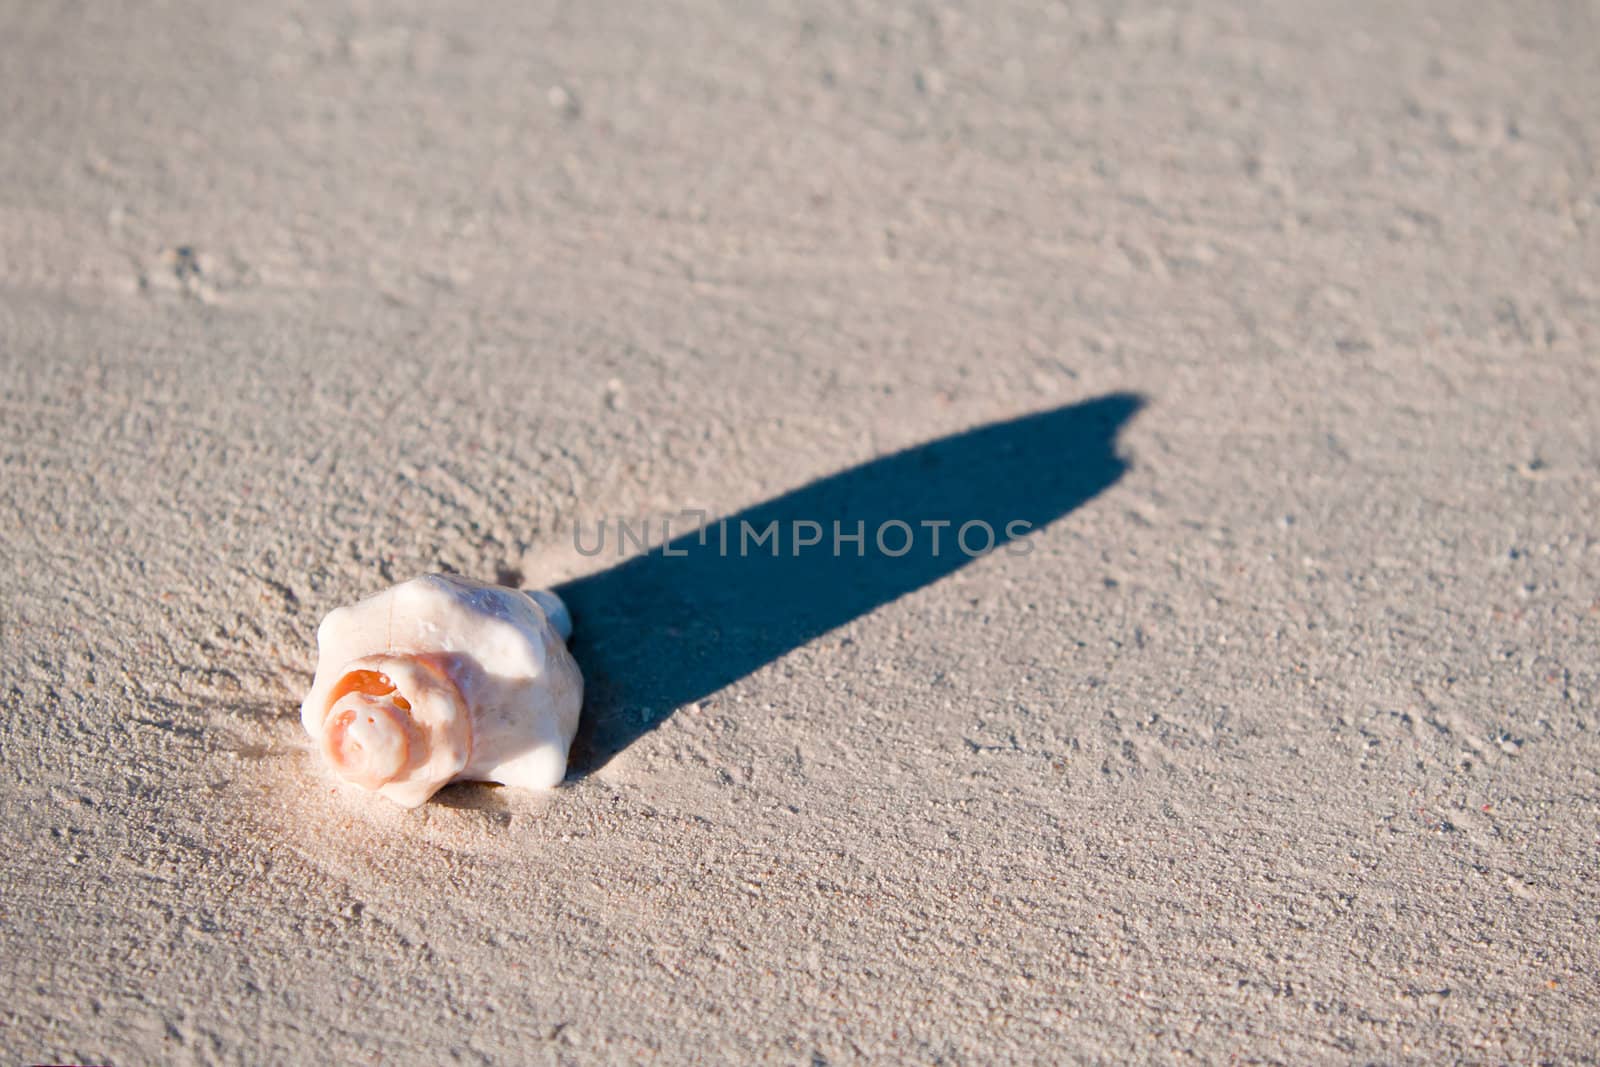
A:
[301, 574, 583, 808]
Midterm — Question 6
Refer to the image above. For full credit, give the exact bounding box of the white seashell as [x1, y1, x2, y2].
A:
[301, 574, 584, 808]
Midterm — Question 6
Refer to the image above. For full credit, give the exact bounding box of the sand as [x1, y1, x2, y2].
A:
[3, 0, 1598, 1062]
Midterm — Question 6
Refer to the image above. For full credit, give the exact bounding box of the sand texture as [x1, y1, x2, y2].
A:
[3, 0, 1598, 1062]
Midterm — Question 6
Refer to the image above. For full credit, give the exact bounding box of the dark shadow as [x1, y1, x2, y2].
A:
[431, 780, 511, 816]
[555, 392, 1144, 774]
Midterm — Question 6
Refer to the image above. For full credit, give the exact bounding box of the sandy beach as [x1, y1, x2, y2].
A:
[3, 0, 1598, 1061]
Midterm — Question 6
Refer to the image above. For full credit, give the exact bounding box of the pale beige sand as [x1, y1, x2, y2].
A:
[3, 1, 1599, 1062]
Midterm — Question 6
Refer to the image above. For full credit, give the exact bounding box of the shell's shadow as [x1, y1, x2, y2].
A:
[556, 392, 1144, 775]
[431, 780, 511, 815]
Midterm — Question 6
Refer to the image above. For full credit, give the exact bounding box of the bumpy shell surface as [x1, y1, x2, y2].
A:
[301, 574, 584, 807]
